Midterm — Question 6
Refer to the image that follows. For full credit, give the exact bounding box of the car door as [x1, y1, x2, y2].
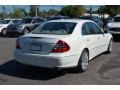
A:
[90, 22, 107, 54]
[81, 22, 100, 59]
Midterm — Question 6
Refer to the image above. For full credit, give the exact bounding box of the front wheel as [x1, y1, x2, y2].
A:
[23, 28, 30, 35]
[76, 50, 89, 72]
[1, 28, 7, 36]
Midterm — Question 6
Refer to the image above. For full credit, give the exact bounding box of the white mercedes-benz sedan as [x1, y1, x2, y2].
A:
[14, 19, 112, 72]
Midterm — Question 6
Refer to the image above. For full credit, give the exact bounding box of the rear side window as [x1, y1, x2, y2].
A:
[91, 23, 103, 34]
[88, 23, 96, 34]
[82, 22, 96, 35]
[82, 22, 91, 35]
[32, 22, 77, 35]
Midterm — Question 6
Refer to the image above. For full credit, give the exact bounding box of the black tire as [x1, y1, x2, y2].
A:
[76, 49, 89, 72]
[23, 27, 30, 35]
[1, 28, 7, 36]
[105, 39, 112, 54]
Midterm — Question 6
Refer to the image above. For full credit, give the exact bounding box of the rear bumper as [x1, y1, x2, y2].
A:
[14, 50, 80, 68]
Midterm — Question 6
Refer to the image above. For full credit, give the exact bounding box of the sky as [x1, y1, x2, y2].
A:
[0, 5, 100, 13]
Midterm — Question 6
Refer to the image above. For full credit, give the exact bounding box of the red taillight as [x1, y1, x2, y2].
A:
[51, 40, 70, 53]
[16, 39, 20, 49]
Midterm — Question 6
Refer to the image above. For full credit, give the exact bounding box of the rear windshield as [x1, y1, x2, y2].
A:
[32, 22, 77, 35]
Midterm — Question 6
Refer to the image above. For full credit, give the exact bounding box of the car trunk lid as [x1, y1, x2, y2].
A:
[19, 34, 69, 55]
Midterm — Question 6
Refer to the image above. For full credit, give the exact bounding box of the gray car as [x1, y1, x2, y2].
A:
[7, 17, 45, 36]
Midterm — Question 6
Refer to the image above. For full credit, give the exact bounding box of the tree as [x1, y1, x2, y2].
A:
[21, 9, 28, 17]
[11, 8, 25, 18]
[108, 5, 120, 16]
[60, 5, 85, 18]
[97, 6, 106, 19]
[42, 10, 47, 18]
[97, 5, 120, 17]
[38, 10, 47, 18]
[2, 6, 6, 18]
[47, 9, 58, 16]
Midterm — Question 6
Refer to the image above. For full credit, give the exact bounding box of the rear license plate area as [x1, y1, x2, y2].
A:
[30, 44, 41, 51]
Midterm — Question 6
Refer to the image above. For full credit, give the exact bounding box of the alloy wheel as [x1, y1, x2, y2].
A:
[81, 51, 89, 71]
[23, 28, 29, 35]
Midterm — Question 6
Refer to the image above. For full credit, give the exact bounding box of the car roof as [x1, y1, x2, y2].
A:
[47, 19, 93, 23]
